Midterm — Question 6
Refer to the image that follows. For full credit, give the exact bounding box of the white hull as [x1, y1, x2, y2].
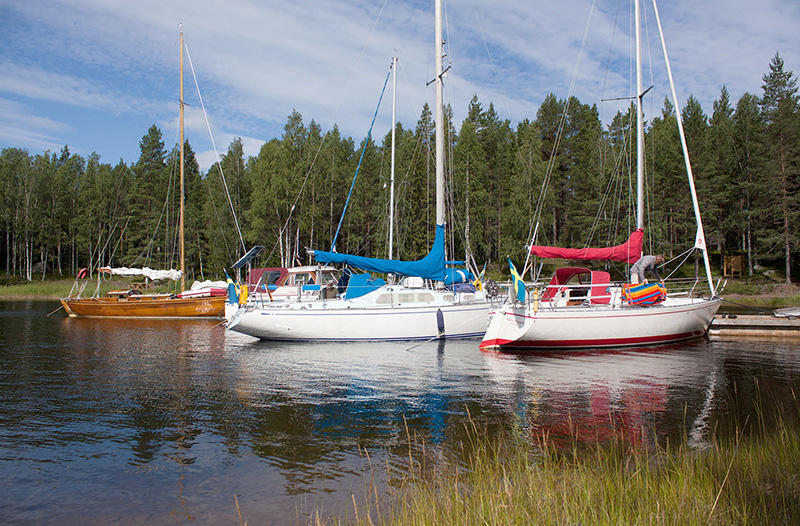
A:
[481, 294, 721, 350]
[228, 285, 492, 342]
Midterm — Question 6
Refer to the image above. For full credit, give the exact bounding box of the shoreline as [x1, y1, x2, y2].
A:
[1, 279, 799, 307]
[0, 278, 174, 301]
[2, 292, 799, 310]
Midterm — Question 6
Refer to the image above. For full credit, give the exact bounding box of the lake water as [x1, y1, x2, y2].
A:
[2, 300, 799, 524]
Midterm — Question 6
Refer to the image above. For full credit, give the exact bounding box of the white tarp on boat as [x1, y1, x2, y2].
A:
[98, 266, 182, 281]
[189, 280, 227, 290]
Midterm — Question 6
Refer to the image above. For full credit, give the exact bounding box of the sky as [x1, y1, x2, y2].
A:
[1, 0, 798, 172]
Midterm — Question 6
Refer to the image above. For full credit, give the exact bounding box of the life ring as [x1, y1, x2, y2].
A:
[77, 268, 88, 279]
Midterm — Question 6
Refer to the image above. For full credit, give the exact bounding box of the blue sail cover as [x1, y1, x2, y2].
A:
[313, 224, 447, 282]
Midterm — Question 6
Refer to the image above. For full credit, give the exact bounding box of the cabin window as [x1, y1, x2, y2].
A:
[376, 294, 392, 305]
[416, 293, 434, 303]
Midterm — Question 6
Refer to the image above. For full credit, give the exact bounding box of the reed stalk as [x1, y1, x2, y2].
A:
[322, 390, 800, 525]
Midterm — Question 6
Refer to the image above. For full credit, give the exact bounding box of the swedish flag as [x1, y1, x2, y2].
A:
[508, 257, 526, 303]
[224, 269, 239, 304]
[472, 263, 486, 291]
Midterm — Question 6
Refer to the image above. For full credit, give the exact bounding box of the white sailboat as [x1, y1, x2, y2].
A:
[480, 0, 721, 350]
[226, 0, 491, 342]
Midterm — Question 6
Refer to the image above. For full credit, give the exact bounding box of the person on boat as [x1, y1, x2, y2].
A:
[630, 254, 665, 284]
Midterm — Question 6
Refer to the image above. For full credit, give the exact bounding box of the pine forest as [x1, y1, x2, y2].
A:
[1, 53, 798, 285]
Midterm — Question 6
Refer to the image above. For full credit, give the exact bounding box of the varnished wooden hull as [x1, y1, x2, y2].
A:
[61, 295, 226, 318]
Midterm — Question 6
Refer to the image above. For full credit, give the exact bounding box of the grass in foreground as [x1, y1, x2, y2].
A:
[323, 405, 800, 525]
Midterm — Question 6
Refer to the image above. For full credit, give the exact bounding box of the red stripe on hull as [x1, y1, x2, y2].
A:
[480, 330, 706, 350]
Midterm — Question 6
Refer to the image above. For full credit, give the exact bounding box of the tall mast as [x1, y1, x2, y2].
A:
[389, 54, 397, 260]
[650, 0, 716, 294]
[634, 0, 644, 231]
[434, 0, 445, 227]
[179, 25, 186, 292]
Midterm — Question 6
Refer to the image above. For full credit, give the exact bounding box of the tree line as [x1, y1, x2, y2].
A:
[1, 53, 797, 285]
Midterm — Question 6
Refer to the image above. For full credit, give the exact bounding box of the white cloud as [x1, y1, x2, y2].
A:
[2, 0, 799, 170]
[0, 97, 71, 153]
[0, 62, 138, 114]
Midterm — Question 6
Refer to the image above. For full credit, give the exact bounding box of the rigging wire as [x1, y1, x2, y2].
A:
[92, 35, 174, 274]
[331, 64, 393, 251]
[526, 0, 598, 273]
[258, 0, 392, 265]
[662, 246, 696, 281]
[107, 216, 131, 267]
[470, 5, 544, 274]
[183, 40, 246, 255]
[204, 164, 235, 262]
[391, 59, 430, 262]
[595, 0, 625, 251]
[642, 0, 656, 257]
[441, 0, 482, 274]
[129, 161, 175, 271]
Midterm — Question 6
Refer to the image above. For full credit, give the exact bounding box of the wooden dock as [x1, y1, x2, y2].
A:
[709, 314, 800, 340]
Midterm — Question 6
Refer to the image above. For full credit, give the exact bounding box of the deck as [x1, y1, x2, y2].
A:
[709, 314, 800, 340]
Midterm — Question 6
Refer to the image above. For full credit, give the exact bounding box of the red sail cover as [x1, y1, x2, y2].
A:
[530, 229, 643, 264]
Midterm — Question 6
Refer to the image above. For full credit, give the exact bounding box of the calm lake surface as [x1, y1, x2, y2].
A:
[2, 300, 800, 524]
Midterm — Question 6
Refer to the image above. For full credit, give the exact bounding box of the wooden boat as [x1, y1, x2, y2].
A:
[62, 290, 225, 318]
[61, 27, 225, 319]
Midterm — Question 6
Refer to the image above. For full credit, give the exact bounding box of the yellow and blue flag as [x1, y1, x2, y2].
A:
[472, 263, 486, 291]
[508, 257, 525, 303]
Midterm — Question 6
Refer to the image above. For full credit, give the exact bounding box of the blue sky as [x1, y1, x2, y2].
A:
[1, 0, 798, 172]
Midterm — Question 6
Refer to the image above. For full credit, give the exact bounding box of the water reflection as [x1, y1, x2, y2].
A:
[480, 344, 721, 448]
[59, 317, 226, 467]
[1, 301, 799, 524]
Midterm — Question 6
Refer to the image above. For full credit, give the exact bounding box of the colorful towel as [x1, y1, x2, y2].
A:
[622, 282, 666, 306]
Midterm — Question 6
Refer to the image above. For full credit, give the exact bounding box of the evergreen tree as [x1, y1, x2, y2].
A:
[453, 96, 491, 262]
[178, 140, 206, 280]
[318, 126, 356, 255]
[604, 106, 637, 244]
[706, 87, 738, 258]
[535, 93, 569, 245]
[127, 125, 168, 267]
[649, 98, 692, 257]
[4, 51, 800, 286]
[500, 119, 545, 261]
[204, 137, 248, 275]
[534, 94, 602, 250]
[759, 52, 799, 284]
[303, 120, 324, 261]
[376, 122, 416, 261]
[732, 92, 765, 275]
[561, 98, 603, 249]
[394, 103, 434, 260]
[55, 147, 89, 275]
[246, 138, 290, 266]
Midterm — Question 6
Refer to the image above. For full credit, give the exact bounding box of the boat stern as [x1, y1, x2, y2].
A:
[60, 298, 77, 317]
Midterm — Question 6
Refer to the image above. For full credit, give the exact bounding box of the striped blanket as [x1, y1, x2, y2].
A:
[622, 282, 666, 306]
